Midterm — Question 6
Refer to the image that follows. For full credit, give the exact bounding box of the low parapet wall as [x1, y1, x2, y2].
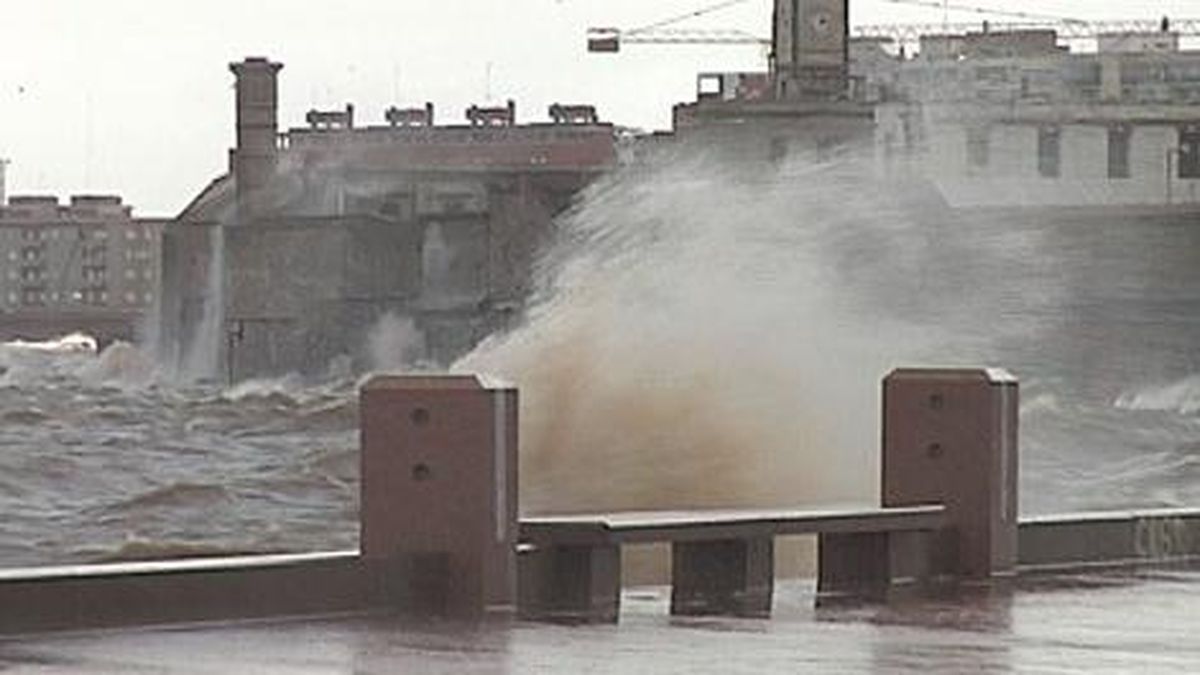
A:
[1020, 508, 1200, 570]
[0, 552, 375, 634]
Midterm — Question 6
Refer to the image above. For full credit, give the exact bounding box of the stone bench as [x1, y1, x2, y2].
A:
[517, 504, 947, 622]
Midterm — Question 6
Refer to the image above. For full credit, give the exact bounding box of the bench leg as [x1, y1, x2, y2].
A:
[817, 531, 932, 600]
[671, 538, 774, 618]
[518, 543, 621, 623]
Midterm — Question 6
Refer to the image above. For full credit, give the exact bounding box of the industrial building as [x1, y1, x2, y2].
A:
[659, 5, 1200, 210]
[0, 194, 163, 344]
[870, 25, 1200, 208]
[159, 59, 615, 379]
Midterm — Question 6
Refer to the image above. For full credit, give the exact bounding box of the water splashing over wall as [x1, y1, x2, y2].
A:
[179, 224, 225, 381]
[455, 148, 956, 515]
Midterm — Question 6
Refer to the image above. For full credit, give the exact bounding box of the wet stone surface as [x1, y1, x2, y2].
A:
[1, 566, 1197, 674]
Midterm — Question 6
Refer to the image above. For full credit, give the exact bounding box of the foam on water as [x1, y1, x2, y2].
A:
[1116, 374, 1200, 415]
[2, 333, 97, 354]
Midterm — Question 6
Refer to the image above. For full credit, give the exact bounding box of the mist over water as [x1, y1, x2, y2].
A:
[456, 145, 1200, 516]
[1, 148, 1199, 568]
[457, 150, 925, 513]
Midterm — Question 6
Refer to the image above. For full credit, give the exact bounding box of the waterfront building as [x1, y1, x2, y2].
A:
[0, 195, 163, 337]
[872, 27, 1200, 209]
[160, 59, 616, 378]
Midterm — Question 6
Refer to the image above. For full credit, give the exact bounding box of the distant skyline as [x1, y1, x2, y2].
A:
[1, 0, 1195, 216]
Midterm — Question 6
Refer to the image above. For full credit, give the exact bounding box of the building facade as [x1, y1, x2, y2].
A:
[871, 28, 1200, 208]
[159, 59, 616, 380]
[0, 195, 162, 316]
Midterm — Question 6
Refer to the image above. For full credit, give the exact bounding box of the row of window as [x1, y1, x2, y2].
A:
[965, 125, 1200, 179]
[1, 226, 156, 242]
[3, 265, 152, 284]
[3, 289, 154, 307]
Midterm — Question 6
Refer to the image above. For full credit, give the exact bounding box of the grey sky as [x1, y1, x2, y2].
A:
[1, 0, 1195, 216]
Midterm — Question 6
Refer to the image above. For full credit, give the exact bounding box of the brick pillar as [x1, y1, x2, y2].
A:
[882, 368, 1019, 579]
[360, 375, 518, 615]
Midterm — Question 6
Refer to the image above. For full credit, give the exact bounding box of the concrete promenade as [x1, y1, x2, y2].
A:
[2, 564, 1197, 673]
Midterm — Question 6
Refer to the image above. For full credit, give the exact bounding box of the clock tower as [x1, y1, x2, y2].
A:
[772, 0, 849, 100]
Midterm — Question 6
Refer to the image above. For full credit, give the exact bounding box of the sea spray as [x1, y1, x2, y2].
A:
[180, 223, 226, 381]
[455, 149, 933, 516]
[365, 312, 427, 372]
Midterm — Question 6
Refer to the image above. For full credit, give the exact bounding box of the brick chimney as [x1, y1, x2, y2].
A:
[229, 57, 283, 216]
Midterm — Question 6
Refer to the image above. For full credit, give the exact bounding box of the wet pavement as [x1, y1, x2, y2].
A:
[1, 565, 1197, 674]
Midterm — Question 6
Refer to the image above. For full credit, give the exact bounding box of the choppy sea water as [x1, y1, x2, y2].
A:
[0, 341, 361, 567]
[1, 182, 1200, 568]
[1, 325, 1198, 570]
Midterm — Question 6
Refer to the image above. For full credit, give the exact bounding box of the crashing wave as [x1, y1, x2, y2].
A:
[2, 332, 98, 354]
[1115, 374, 1200, 415]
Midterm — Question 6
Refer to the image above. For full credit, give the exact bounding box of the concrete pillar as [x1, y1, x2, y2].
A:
[817, 530, 932, 597]
[360, 375, 518, 616]
[518, 543, 621, 623]
[882, 368, 1019, 579]
[1100, 55, 1122, 103]
[671, 538, 773, 617]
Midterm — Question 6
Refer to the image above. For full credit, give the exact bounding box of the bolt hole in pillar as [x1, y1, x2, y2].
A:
[360, 375, 518, 618]
[411, 463, 432, 482]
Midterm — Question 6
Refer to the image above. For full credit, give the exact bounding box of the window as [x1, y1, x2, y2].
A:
[1107, 125, 1131, 179]
[1037, 126, 1061, 178]
[967, 127, 990, 169]
[21, 289, 44, 306]
[1178, 124, 1200, 179]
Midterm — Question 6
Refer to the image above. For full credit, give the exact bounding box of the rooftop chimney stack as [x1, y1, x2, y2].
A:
[772, 0, 849, 100]
[229, 57, 283, 216]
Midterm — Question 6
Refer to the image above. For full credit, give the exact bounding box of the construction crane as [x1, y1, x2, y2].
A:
[588, 1, 1200, 53]
[587, 0, 763, 52]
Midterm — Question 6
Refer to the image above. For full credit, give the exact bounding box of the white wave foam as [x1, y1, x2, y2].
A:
[79, 341, 160, 387]
[1115, 374, 1200, 415]
[222, 373, 308, 402]
[2, 332, 97, 354]
[1021, 393, 1062, 417]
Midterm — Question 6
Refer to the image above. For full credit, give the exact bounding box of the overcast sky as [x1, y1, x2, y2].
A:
[1, 0, 1195, 216]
